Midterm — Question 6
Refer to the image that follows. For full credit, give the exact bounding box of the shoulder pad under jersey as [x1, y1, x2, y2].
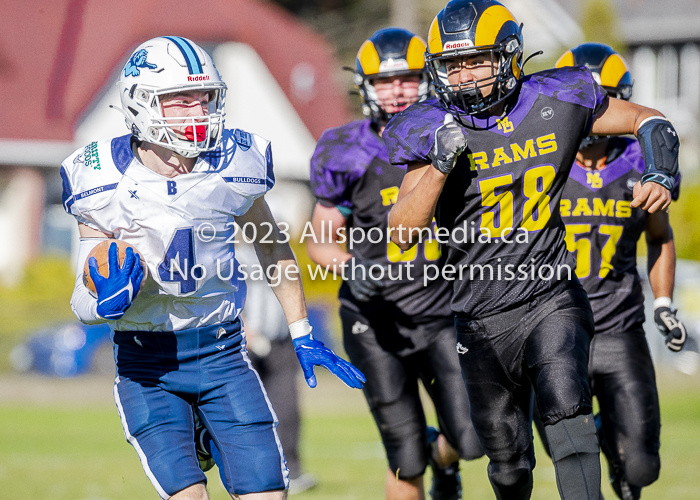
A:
[201, 129, 274, 200]
[383, 97, 448, 165]
[60, 135, 133, 220]
[524, 66, 608, 111]
[310, 119, 383, 203]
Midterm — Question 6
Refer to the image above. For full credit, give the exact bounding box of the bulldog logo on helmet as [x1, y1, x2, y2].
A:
[124, 49, 158, 77]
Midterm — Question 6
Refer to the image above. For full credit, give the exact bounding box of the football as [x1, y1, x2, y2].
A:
[83, 239, 148, 297]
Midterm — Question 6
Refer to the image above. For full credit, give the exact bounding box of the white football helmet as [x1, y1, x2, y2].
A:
[116, 36, 227, 158]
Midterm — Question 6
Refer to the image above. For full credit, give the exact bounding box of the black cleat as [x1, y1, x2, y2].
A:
[608, 464, 641, 500]
[427, 426, 462, 500]
[194, 410, 215, 472]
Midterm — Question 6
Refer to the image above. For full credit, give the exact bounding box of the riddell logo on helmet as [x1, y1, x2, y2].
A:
[443, 40, 473, 50]
[187, 75, 210, 82]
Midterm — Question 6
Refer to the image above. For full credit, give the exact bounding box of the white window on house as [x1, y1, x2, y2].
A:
[632, 46, 657, 108]
[657, 45, 679, 108]
[680, 43, 700, 115]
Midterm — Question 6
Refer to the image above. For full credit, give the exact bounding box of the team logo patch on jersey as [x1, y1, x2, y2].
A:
[541, 107, 554, 120]
[124, 49, 157, 77]
[83, 142, 101, 170]
[627, 178, 637, 191]
[497, 117, 514, 133]
[234, 130, 252, 150]
[587, 172, 603, 189]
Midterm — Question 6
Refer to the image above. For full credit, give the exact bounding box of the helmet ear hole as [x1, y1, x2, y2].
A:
[136, 89, 149, 102]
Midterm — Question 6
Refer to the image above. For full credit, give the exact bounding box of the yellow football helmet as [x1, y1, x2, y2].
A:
[556, 43, 633, 100]
[426, 0, 523, 115]
[354, 27, 430, 122]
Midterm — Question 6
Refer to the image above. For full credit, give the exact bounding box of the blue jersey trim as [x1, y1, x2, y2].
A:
[223, 177, 264, 185]
[265, 143, 275, 190]
[111, 135, 134, 174]
[75, 183, 119, 201]
[60, 166, 74, 212]
[163, 36, 203, 75]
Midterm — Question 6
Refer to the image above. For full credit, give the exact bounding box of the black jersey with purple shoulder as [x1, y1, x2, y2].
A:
[383, 67, 608, 318]
[310, 118, 452, 319]
[561, 137, 680, 334]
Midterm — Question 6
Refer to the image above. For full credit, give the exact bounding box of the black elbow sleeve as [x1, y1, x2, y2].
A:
[637, 118, 679, 191]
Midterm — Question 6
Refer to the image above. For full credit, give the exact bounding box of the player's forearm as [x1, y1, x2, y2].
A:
[71, 237, 108, 324]
[647, 235, 675, 300]
[254, 241, 307, 325]
[389, 167, 446, 250]
[306, 240, 352, 270]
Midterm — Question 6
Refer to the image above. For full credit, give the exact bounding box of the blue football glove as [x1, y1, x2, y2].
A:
[293, 334, 366, 389]
[89, 242, 144, 320]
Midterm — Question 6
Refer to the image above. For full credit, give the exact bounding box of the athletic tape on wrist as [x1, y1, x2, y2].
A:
[289, 317, 313, 339]
[653, 296, 672, 310]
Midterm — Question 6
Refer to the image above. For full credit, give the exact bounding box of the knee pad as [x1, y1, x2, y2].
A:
[454, 428, 486, 461]
[544, 413, 600, 461]
[387, 436, 428, 479]
[624, 453, 660, 487]
[487, 459, 533, 500]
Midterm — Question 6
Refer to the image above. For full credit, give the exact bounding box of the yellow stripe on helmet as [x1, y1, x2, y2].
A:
[555, 51, 575, 68]
[358, 40, 381, 76]
[474, 5, 517, 47]
[600, 53, 629, 88]
[512, 55, 521, 79]
[427, 16, 443, 54]
[406, 36, 427, 70]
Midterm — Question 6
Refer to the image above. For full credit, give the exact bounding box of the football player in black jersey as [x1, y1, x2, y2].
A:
[308, 28, 483, 500]
[551, 43, 685, 500]
[383, 1, 680, 499]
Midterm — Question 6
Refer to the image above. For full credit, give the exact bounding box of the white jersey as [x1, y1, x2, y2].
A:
[60, 129, 274, 332]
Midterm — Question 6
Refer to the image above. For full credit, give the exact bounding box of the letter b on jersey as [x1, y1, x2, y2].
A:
[167, 181, 177, 195]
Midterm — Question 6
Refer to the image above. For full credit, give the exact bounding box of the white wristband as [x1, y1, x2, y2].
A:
[289, 317, 313, 339]
[653, 296, 672, 310]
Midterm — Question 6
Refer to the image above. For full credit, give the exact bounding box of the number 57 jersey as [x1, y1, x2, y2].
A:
[383, 66, 608, 318]
[60, 129, 275, 332]
[562, 137, 681, 334]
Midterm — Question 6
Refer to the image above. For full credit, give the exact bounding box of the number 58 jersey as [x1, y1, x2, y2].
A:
[383, 67, 608, 318]
[60, 129, 275, 332]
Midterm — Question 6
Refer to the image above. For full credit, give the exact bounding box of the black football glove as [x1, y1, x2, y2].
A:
[654, 298, 687, 352]
[343, 257, 384, 302]
[428, 114, 468, 174]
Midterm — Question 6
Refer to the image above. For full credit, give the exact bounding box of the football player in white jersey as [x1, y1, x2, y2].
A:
[61, 36, 365, 500]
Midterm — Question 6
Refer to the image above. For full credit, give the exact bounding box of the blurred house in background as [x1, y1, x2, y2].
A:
[0, 0, 351, 285]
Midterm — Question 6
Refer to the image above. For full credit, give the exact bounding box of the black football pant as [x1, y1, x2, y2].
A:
[455, 285, 599, 500]
[341, 306, 484, 479]
[534, 328, 661, 499]
[592, 329, 661, 497]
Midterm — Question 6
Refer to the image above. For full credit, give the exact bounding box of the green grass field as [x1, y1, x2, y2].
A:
[0, 369, 698, 500]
